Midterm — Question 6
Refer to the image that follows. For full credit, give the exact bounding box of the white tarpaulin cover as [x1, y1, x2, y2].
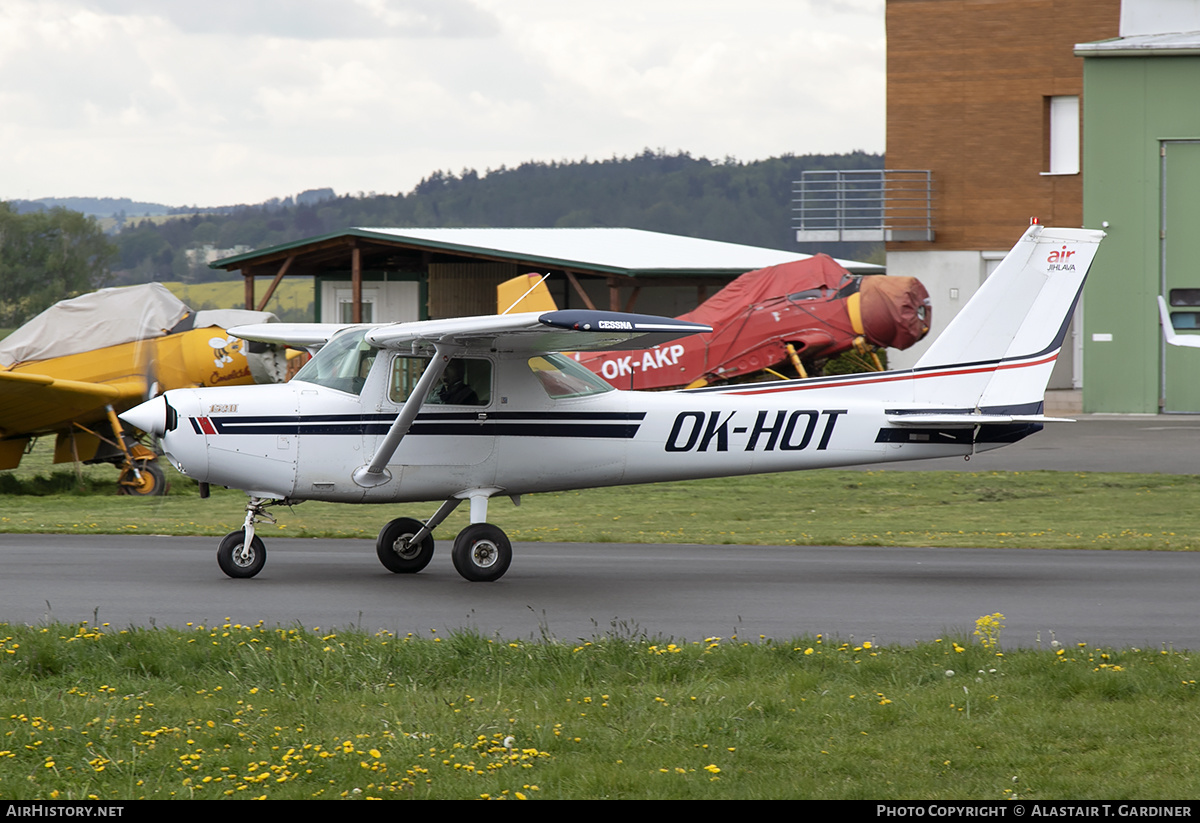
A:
[0, 283, 278, 367]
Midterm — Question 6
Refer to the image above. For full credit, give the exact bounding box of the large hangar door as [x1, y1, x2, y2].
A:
[1161, 141, 1200, 413]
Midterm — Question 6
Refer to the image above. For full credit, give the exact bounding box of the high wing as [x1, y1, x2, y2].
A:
[348, 310, 711, 488]
[226, 323, 370, 354]
[369, 310, 711, 353]
[222, 309, 714, 491]
[232, 311, 712, 355]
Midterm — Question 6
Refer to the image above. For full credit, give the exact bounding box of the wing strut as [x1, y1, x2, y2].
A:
[352, 345, 451, 488]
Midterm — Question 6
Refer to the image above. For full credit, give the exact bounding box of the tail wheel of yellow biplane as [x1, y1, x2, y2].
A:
[117, 461, 167, 497]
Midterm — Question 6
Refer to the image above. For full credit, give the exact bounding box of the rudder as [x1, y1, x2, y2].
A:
[911, 225, 1104, 410]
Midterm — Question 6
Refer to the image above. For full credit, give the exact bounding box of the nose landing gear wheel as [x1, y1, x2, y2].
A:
[376, 517, 435, 573]
[217, 530, 266, 578]
[451, 523, 512, 582]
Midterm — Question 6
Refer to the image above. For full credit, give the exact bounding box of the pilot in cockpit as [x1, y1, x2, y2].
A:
[431, 359, 478, 405]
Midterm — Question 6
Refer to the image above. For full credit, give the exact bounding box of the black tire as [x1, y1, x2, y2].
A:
[118, 462, 168, 496]
[376, 517, 435, 574]
[217, 530, 266, 579]
[451, 523, 512, 582]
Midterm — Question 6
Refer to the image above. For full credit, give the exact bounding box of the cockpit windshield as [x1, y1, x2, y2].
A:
[292, 328, 375, 395]
[528, 353, 613, 399]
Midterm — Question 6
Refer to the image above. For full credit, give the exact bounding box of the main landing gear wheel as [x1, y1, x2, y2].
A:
[117, 462, 167, 497]
[451, 523, 512, 582]
[376, 517, 435, 574]
[217, 529, 266, 579]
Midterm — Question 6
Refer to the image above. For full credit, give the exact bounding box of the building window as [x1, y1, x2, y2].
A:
[336, 288, 375, 323]
[1045, 95, 1080, 175]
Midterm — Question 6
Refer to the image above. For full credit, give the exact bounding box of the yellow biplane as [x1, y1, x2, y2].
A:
[0, 283, 289, 494]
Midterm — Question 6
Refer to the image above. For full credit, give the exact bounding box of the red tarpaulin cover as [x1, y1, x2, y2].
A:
[577, 254, 930, 390]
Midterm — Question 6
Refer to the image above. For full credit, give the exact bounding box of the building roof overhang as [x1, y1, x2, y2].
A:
[1076, 30, 1200, 57]
[210, 227, 883, 278]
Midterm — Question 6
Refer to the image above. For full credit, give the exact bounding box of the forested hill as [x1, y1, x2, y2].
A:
[112, 150, 883, 283]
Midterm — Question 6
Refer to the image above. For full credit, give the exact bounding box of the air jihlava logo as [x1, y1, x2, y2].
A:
[1047, 245, 1076, 272]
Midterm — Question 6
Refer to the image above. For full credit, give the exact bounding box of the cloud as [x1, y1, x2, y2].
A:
[0, 0, 885, 204]
[79, 0, 500, 39]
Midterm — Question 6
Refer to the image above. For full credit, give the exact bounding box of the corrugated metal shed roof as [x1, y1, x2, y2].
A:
[211, 226, 882, 275]
[354, 227, 880, 273]
[1076, 30, 1200, 56]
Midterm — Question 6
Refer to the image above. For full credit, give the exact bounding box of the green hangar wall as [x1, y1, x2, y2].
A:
[1081, 47, 1200, 413]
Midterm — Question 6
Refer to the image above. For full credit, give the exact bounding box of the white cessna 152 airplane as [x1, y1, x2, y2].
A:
[121, 224, 1103, 582]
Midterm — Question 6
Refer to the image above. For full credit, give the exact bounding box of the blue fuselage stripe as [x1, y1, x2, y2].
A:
[194, 412, 646, 439]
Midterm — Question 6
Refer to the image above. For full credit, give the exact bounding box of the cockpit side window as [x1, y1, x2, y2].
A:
[390, 356, 492, 406]
[292, 328, 374, 396]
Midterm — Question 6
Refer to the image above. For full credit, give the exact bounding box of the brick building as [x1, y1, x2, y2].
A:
[882, 0, 1121, 394]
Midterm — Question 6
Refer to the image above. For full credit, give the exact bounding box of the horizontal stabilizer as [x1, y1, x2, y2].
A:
[885, 413, 1074, 428]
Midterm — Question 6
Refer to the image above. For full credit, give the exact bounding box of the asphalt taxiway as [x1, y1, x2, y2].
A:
[2, 414, 1197, 646]
[2, 533, 1198, 649]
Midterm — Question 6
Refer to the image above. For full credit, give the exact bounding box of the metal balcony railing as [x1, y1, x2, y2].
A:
[792, 170, 934, 243]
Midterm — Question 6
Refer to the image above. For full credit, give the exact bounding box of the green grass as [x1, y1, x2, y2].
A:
[6, 444, 1200, 800]
[1, 621, 1198, 800]
[2, 436, 1198, 551]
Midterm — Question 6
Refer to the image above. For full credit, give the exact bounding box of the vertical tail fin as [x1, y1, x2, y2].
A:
[498, 273, 557, 314]
[911, 225, 1104, 411]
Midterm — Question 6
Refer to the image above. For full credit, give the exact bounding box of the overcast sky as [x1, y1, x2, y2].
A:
[1, 0, 884, 207]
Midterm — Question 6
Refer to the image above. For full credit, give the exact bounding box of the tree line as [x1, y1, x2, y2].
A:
[3, 150, 883, 325]
[0, 203, 115, 328]
[112, 150, 883, 284]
